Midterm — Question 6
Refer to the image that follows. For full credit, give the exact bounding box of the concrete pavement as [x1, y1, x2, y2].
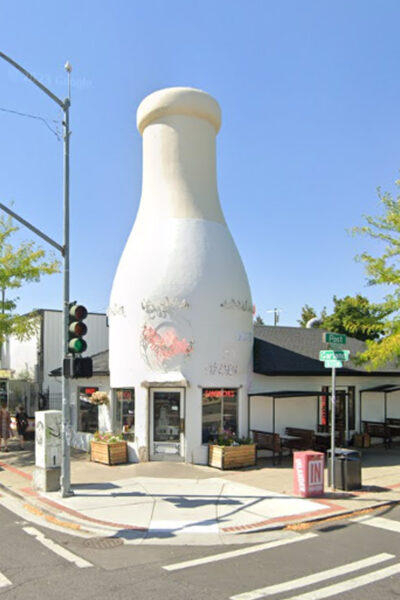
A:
[0, 439, 399, 545]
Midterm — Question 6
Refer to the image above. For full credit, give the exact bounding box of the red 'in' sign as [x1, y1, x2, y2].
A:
[308, 460, 323, 490]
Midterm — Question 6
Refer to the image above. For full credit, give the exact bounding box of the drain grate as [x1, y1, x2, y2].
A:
[83, 536, 124, 549]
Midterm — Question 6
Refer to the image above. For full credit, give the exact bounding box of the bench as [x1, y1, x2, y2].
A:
[283, 427, 315, 451]
[250, 430, 291, 465]
[386, 418, 400, 439]
[362, 420, 391, 449]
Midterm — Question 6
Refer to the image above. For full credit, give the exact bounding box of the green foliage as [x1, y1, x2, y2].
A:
[351, 178, 400, 367]
[93, 431, 124, 443]
[298, 304, 327, 327]
[254, 314, 265, 325]
[0, 213, 60, 344]
[321, 295, 388, 342]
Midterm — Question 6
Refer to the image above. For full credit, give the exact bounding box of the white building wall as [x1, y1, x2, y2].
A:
[4, 336, 38, 378]
[250, 372, 400, 448]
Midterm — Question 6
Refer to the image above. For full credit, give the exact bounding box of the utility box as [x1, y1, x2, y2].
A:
[327, 448, 362, 491]
[293, 450, 325, 497]
[33, 410, 62, 492]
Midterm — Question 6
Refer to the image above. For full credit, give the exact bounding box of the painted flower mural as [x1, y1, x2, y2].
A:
[141, 324, 193, 370]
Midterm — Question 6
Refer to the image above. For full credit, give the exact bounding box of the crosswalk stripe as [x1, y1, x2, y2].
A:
[352, 515, 400, 533]
[230, 553, 394, 600]
[163, 533, 318, 571]
[282, 562, 400, 600]
[0, 572, 12, 588]
[23, 526, 93, 568]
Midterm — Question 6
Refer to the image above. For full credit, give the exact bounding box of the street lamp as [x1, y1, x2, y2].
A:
[0, 52, 73, 497]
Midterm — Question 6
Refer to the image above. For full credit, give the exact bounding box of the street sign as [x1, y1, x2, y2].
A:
[319, 350, 350, 361]
[324, 359, 343, 368]
[323, 332, 346, 346]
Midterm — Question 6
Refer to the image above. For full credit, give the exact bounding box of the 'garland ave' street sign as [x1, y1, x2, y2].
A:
[319, 350, 350, 361]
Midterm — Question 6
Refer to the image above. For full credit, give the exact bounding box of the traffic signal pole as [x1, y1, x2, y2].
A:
[0, 52, 73, 497]
[61, 97, 73, 497]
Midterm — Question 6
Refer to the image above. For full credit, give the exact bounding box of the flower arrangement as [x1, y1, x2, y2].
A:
[93, 431, 123, 443]
[211, 428, 252, 447]
[90, 391, 110, 406]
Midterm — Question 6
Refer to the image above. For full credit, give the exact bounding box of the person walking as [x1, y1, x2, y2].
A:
[0, 402, 11, 452]
[16, 404, 29, 450]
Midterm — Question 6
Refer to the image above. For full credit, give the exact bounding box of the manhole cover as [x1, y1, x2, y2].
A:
[83, 537, 124, 549]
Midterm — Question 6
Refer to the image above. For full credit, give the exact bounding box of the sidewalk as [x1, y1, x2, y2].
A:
[0, 440, 399, 545]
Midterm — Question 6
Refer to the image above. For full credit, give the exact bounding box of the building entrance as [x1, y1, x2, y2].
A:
[150, 389, 184, 461]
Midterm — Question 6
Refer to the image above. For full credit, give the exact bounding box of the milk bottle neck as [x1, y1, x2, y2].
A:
[139, 116, 226, 224]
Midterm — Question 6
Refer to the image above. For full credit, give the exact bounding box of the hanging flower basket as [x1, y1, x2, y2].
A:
[89, 391, 110, 406]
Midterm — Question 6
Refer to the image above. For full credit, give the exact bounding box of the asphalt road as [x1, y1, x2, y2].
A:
[1, 501, 400, 599]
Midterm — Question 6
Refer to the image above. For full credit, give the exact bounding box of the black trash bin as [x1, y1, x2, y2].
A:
[327, 448, 362, 491]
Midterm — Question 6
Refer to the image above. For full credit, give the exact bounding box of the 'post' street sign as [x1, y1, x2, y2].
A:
[319, 350, 350, 362]
[323, 332, 346, 346]
[324, 359, 343, 368]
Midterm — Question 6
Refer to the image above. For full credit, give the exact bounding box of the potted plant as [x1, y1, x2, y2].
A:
[90, 431, 128, 465]
[208, 429, 256, 470]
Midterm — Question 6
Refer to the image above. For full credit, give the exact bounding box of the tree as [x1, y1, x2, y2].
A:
[298, 304, 327, 327]
[322, 295, 388, 342]
[0, 213, 60, 345]
[352, 179, 400, 367]
[254, 314, 265, 325]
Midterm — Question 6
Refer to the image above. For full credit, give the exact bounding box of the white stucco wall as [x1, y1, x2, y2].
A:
[109, 87, 253, 464]
[249, 372, 400, 450]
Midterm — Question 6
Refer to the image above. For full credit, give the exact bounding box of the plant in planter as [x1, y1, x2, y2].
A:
[208, 429, 256, 470]
[90, 431, 127, 465]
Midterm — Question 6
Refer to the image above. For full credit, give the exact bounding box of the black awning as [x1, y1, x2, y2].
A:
[249, 390, 325, 398]
[360, 384, 400, 394]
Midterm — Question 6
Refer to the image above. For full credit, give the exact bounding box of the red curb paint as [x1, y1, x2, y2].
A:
[0, 461, 32, 480]
[20, 487, 38, 497]
[220, 506, 337, 532]
[37, 496, 147, 531]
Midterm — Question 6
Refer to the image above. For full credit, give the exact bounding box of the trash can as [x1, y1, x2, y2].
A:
[327, 448, 362, 491]
[293, 451, 325, 497]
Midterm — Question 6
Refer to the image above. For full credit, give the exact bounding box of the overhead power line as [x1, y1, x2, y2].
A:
[0, 106, 62, 141]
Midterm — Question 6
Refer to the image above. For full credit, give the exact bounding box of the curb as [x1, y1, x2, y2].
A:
[236, 499, 400, 535]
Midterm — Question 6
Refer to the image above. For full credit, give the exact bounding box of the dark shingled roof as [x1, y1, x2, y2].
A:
[253, 325, 400, 376]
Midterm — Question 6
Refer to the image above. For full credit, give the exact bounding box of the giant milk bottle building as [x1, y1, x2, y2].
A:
[109, 87, 253, 464]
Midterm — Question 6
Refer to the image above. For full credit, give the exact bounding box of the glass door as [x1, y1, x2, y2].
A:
[150, 389, 184, 460]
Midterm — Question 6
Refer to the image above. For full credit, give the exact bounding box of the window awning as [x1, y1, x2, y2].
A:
[360, 384, 400, 394]
[249, 390, 325, 398]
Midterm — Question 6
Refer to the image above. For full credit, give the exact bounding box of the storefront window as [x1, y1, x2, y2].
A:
[78, 387, 98, 433]
[115, 389, 135, 433]
[319, 386, 355, 431]
[202, 388, 238, 443]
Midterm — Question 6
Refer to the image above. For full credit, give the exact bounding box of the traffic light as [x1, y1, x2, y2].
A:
[68, 302, 88, 354]
[63, 356, 93, 379]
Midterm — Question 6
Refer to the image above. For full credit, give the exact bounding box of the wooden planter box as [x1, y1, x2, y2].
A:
[90, 441, 128, 465]
[208, 444, 256, 470]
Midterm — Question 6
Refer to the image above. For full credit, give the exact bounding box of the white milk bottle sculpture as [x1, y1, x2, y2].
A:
[109, 87, 253, 464]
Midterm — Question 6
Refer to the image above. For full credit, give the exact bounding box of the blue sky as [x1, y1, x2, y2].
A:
[1, 1, 400, 327]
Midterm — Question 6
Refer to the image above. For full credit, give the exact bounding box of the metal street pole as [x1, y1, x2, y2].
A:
[330, 367, 336, 489]
[0, 51, 72, 497]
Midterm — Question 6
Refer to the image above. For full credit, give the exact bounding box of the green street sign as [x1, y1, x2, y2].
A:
[319, 350, 350, 361]
[323, 332, 347, 346]
[324, 359, 343, 368]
